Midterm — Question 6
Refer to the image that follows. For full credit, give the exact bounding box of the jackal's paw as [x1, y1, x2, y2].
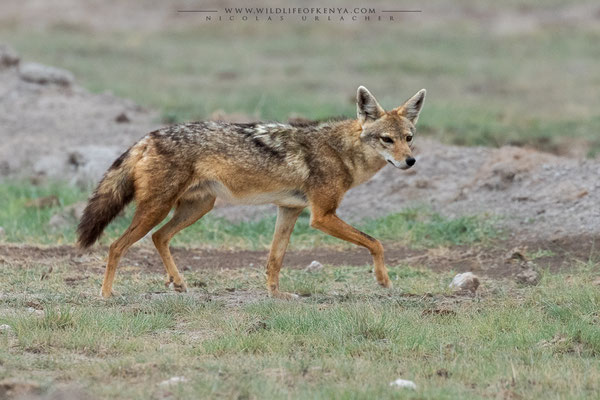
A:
[166, 280, 188, 293]
[100, 288, 117, 299]
[165, 276, 188, 293]
[173, 281, 188, 293]
[269, 290, 300, 300]
[377, 278, 393, 289]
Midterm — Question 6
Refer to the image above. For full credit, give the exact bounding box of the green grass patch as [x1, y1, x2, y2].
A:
[1, 258, 599, 399]
[0, 180, 496, 249]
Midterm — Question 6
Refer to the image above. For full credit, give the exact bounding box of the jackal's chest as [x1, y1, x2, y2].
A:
[203, 181, 308, 208]
[349, 162, 385, 188]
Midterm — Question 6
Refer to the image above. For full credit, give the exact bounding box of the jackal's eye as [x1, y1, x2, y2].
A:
[406, 135, 413, 143]
[380, 136, 394, 144]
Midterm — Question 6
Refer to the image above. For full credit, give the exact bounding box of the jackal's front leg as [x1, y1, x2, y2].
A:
[266, 206, 304, 299]
[310, 210, 391, 288]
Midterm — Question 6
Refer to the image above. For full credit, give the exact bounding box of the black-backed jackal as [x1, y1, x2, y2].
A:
[77, 86, 426, 299]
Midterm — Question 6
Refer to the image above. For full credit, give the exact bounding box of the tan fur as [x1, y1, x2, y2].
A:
[77, 86, 426, 299]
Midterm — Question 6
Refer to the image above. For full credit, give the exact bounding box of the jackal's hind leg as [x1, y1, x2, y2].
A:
[152, 196, 216, 292]
[266, 206, 303, 299]
[101, 201, 173, 299]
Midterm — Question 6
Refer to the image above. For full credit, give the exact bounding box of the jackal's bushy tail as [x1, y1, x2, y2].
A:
[77, 148, 136, 248]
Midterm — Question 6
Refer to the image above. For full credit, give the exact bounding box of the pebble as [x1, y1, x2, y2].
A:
[389, 378, 417, 390]
[449, 272, 480, 293]
[19, 62, 74, 86]
[304, 260, 324, 273]
[159, 376, 188, 386]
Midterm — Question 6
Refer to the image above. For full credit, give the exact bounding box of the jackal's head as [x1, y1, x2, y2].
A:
[356, 86, 426, 170]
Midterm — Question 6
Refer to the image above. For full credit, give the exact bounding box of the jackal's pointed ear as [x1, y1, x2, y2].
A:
[357, 86, 385, 124]
[396, 89, 426, 124]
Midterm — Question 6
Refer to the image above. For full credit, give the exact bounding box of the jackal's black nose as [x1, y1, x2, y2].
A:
[406, 157, 416, 167]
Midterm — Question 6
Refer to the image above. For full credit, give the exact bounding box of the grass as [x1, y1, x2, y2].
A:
[1, 1, 599, 155]
[1, 257, 599, 399]
[0, 180, 496, 249]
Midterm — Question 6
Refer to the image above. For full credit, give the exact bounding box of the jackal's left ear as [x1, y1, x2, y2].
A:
[397, 89, 426, 124]
[357, 86, 385, 124]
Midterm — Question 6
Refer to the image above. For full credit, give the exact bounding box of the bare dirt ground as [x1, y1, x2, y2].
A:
[0, 59, 160, 186]
[1, 234, 596, 282]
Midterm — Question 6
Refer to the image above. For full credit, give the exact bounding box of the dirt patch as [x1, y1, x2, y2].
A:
[0, 59, 160, 186]
[0, 235, 596, 280]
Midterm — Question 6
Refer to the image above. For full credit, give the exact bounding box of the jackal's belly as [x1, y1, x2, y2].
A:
[188, 180, 308, 208]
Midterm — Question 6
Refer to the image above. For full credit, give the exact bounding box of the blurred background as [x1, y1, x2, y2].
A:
[2, 0, 599, 156]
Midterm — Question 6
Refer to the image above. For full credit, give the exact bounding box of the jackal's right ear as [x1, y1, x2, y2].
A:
[357, 86, 385, 124]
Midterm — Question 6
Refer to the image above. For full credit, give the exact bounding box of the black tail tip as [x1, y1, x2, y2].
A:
[76, 225, 98, 249]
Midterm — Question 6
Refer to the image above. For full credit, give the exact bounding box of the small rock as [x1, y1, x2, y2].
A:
[449, 272, 480, 293]
[19, 62, 74, 86]
[592, 277, 600, 286]
[0, 324, 12, 334]
[0, 226, 5, 240]
[389, 378, 417, 390]
[516, 269, 540, 285]
[0, 44, 19, 67]
[159, 376, 188, 387]
[304, 260, 324, 273]
[115, 112, 130, 123]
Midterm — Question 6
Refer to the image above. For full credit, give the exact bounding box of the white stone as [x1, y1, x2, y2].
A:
[449, 272, 480, 293]
[19, 62, 74, 86]
[159, 376, 188, 386]
[389, 378, 417, 390]
[304, 260, 324, 273]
